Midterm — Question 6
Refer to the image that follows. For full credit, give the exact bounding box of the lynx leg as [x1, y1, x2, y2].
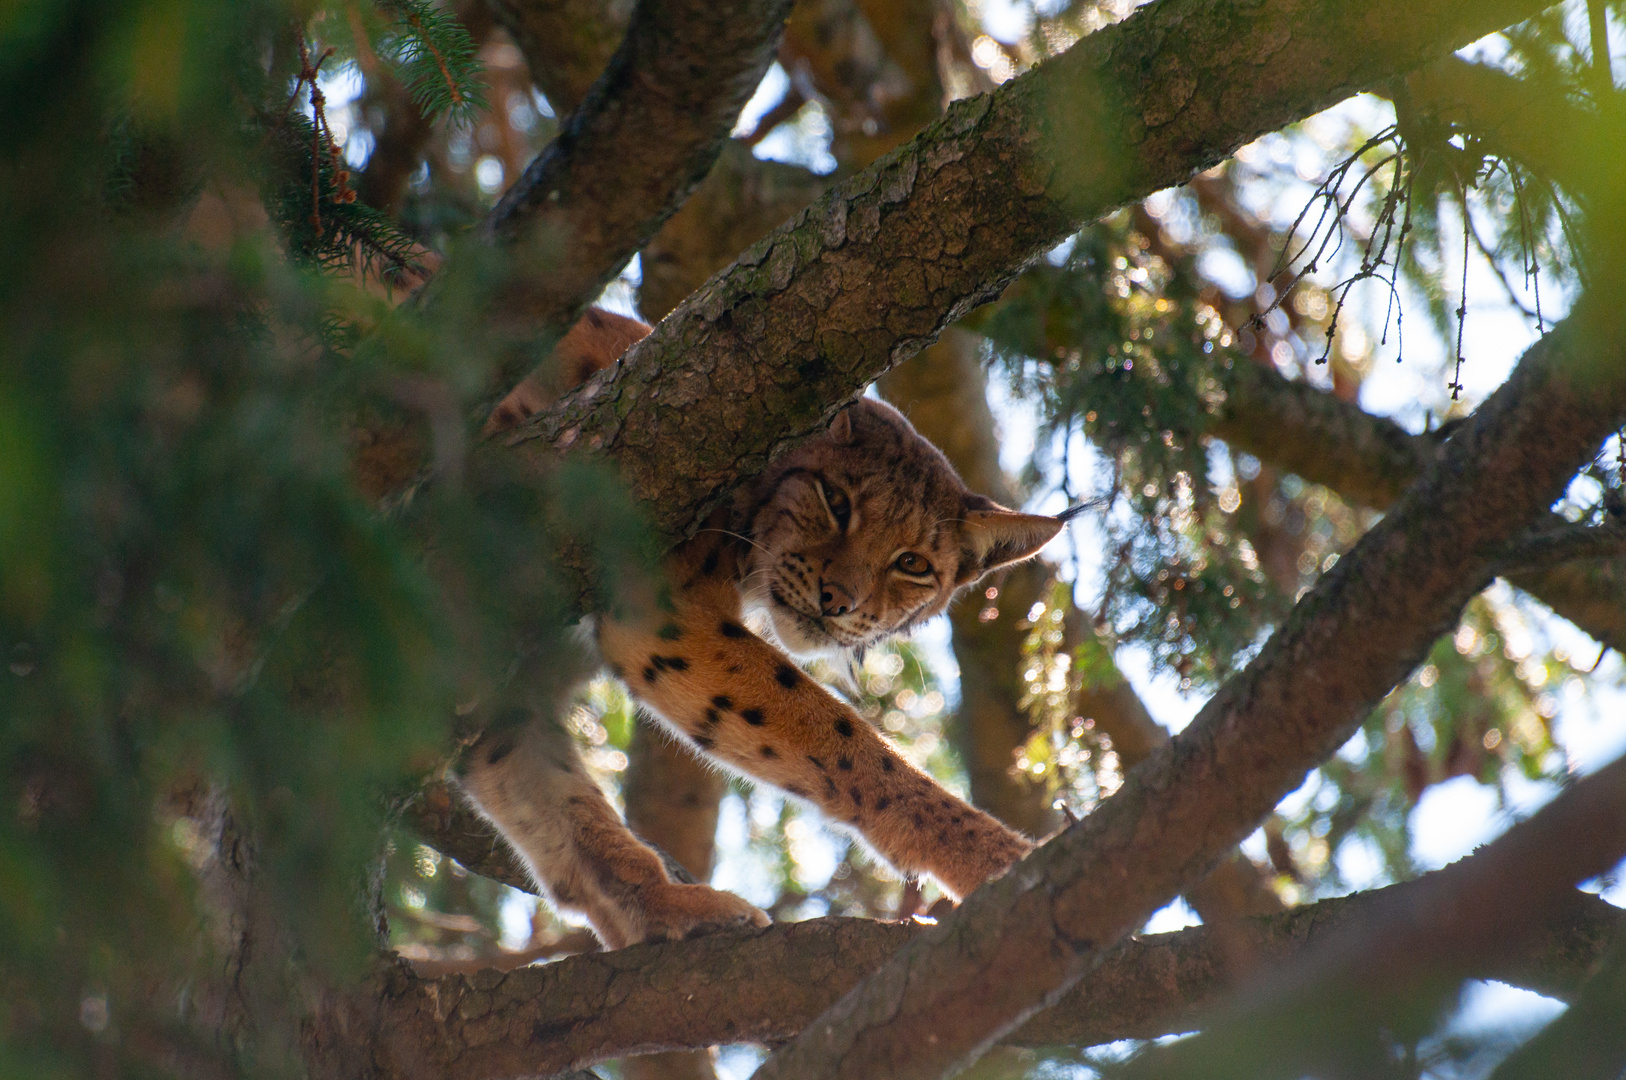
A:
[458, 712, 767, 949]
[599, 579, 1034, 900]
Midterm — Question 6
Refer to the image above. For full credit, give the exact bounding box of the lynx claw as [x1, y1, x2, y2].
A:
[639, 882, 770, 943]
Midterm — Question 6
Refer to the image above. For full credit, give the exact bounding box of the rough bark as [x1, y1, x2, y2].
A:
[351, 885, 1623, 1079]
[746, 284, 1626, 1079]
[509, 0, 1553, 543]
[459, 0, 794, 389]
[640, 144, 828, 323]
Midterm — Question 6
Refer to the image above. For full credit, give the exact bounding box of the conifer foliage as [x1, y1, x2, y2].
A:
[372, 0, 488, 124]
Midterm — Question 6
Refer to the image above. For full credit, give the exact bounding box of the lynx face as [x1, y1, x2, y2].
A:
[738, 398, 1062, 658]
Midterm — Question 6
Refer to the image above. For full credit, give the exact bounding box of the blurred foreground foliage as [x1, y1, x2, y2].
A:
[0, 1, 638, 1073]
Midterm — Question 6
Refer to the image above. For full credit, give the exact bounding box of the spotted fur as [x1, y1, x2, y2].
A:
[460, 309, 1068, 948]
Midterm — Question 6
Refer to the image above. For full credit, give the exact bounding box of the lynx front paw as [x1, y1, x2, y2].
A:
[936, 823, 1035, 900]
[637, 882, 770, 942]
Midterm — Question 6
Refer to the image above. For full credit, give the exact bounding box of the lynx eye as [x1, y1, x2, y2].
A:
[817, 478, 851, 531]
[894, 552, 932, 576]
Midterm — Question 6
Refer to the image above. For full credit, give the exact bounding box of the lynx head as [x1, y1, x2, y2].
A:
[738, 398, 1069, 658]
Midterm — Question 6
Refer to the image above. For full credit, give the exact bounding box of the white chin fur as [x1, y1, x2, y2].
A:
[766, 604, 842, 661]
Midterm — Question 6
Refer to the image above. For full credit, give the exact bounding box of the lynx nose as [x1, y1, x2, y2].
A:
[820, 582, 857, 617]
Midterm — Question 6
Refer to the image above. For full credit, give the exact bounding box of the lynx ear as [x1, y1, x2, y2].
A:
[828, 406, 857, 444]
[560, 307, 652, 377]
[959, 508, 1066, 582]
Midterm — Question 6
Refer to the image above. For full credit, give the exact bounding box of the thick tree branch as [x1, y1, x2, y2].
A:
[639, 144, 828, 320]
[1121, 751, 1626, 1079]
[1497, 521, 1626, 575]
[484, 0, 626, 114]
[746, 275, 1626, 1077]
[509, 0, 1553, 542]
[354, 884, 1621, 1078]
[447, 0, 792, 389]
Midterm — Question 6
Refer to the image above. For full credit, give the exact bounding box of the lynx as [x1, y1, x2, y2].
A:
[459, 309, 1071, 948]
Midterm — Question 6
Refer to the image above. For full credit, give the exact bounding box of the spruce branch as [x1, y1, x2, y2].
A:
[373, 0, 487, 125]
